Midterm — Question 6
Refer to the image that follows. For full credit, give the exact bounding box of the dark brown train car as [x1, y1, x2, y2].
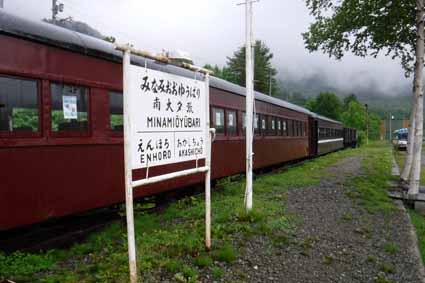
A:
[0, 11, 311, 230]
[343, 128, 357, 148]
[315, 115, 344, 155]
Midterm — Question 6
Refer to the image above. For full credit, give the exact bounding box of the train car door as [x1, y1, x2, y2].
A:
[308, 116, 318, 156]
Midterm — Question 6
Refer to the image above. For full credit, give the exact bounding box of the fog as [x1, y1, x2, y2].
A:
[3, 0, 411, 97]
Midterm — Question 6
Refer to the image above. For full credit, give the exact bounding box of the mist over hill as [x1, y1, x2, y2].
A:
[277, 69, 413, 119]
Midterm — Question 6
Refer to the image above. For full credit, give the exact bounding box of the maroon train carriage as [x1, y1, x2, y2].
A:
[0, 11, 316, 231]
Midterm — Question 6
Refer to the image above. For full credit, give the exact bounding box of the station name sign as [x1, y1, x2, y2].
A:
[128, 66, 206, 169]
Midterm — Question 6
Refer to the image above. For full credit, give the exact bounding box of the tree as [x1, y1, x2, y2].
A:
[303, 0, 424, 195]
[303, 0, 416, 74]
[341, 100, 365, 130]
[343, 94, 359, 111]
[288, 91, 308, 106]
[306, 92, 342, 120]
[225, 40, 279, 96]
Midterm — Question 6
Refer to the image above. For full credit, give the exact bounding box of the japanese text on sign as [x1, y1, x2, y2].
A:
[128, 66, 206, 169]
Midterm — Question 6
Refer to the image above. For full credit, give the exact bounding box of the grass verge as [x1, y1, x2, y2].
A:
[409, 210, 425, 264]
[1, 146, 362, 282]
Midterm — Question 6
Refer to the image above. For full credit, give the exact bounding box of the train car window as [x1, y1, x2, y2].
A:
[277, 119, 282, 135]
[294, 121, 298, 136]
[319, 127, 325, 138]
[254, 114, 260, 134]
[51, 83, 88, 133]
[227, 110, 237, 136]
[261, 115, 267, 134]
[270, 117, 276, 135]
[282, 120, 287, 136]
[212, 107, 225, 134]
[0, 75, 39, 133]
[109, 92, 123, 132]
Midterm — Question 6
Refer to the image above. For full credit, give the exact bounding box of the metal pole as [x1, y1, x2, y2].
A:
[269, 69, 272, 96]
[389, 113, 392, 142]
[52, 0, 57, 22]
[123, 48, 138, 283]
[244, 0, 254, 212]
[365, 104, 369, 145]
[204, 74, 212, 251]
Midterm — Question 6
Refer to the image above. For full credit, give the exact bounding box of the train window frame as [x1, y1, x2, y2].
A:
[254, 113, 260, 135]
[0, 74, 42, 138]
[108, 91, 124, 136]
[50, 82, 90, 137]
[277, 118, 282, 136]
[270, 117, 276, 136]
[226, 109, 237, 136]
[261, 115, 267, 135]
[282, 119, 287, 136]
[212, 107, 225, 135]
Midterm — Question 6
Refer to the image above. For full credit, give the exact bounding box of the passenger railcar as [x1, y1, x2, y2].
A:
[0, 11, 354, 231]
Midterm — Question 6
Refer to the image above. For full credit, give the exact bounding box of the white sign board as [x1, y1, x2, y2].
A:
[63, 95, 77, 119]
[128, 66, 206, 169]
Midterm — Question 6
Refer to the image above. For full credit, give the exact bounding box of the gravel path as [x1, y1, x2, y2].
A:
[214, 156, 424, 283]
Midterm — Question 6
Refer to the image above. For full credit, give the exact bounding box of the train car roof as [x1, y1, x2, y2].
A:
[0, 10, 336, 120]
[316, 114, 342, 125]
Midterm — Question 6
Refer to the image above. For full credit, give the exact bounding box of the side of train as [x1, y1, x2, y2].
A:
[0, 11, 356, 231]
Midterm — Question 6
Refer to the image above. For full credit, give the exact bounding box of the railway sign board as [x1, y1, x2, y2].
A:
[127, 67, 206, 169]
[118, 44, 213, 283]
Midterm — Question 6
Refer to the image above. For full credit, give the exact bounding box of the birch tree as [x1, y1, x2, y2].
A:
[303, 0, 424, 194]
[408, 0, 425, 196]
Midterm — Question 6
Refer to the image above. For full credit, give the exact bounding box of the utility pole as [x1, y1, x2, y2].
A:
[244, 0, 255, 212]
[269, 69, 272, 96]
[52, 0, 64, 23]
[389, 113, 393, 142]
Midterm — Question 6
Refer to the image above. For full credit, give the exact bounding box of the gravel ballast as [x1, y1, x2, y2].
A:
[213, 156, 424, 283]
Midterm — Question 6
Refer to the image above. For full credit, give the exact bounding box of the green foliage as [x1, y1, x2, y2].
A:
[303, 0, 416, 74]
[306, 92, 343, 120]
[12, 108, 38, 131]
[213, 243, 237, 263]
[3, 145, 363, 282]
[0, 251, 55, 280]
[341, 101, 366, 130]
[347, 142, 394, 214]
[211, 266, 224, 278]
[343, 94, 359, 111]
[205, 40, 279, 96]
[51, 111, 88, 131]
[193, 255, 213, 268]
[409, 210, 425, 263]
[383, 242, 399, 255]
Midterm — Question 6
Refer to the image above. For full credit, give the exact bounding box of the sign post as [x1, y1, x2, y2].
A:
[117, 44, 213, 283]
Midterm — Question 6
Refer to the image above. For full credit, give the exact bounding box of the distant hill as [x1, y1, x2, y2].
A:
[276, 71, 412, 119]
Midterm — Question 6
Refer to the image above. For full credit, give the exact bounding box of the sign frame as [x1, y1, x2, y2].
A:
[118, 45, 213, 283]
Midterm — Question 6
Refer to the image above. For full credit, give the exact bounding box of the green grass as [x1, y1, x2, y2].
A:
[0, 145, 365, 282]
[409, 210, 425, 264]
[392, 148, 425, 264]
[347, 143, 395, 214]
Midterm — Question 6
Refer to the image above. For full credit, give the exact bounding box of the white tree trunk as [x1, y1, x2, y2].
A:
[408, 0, 425, 196]
[400, 91, 417, 182]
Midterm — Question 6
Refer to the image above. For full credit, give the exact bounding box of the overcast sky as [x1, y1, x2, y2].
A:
[4, 0, 412, 96]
